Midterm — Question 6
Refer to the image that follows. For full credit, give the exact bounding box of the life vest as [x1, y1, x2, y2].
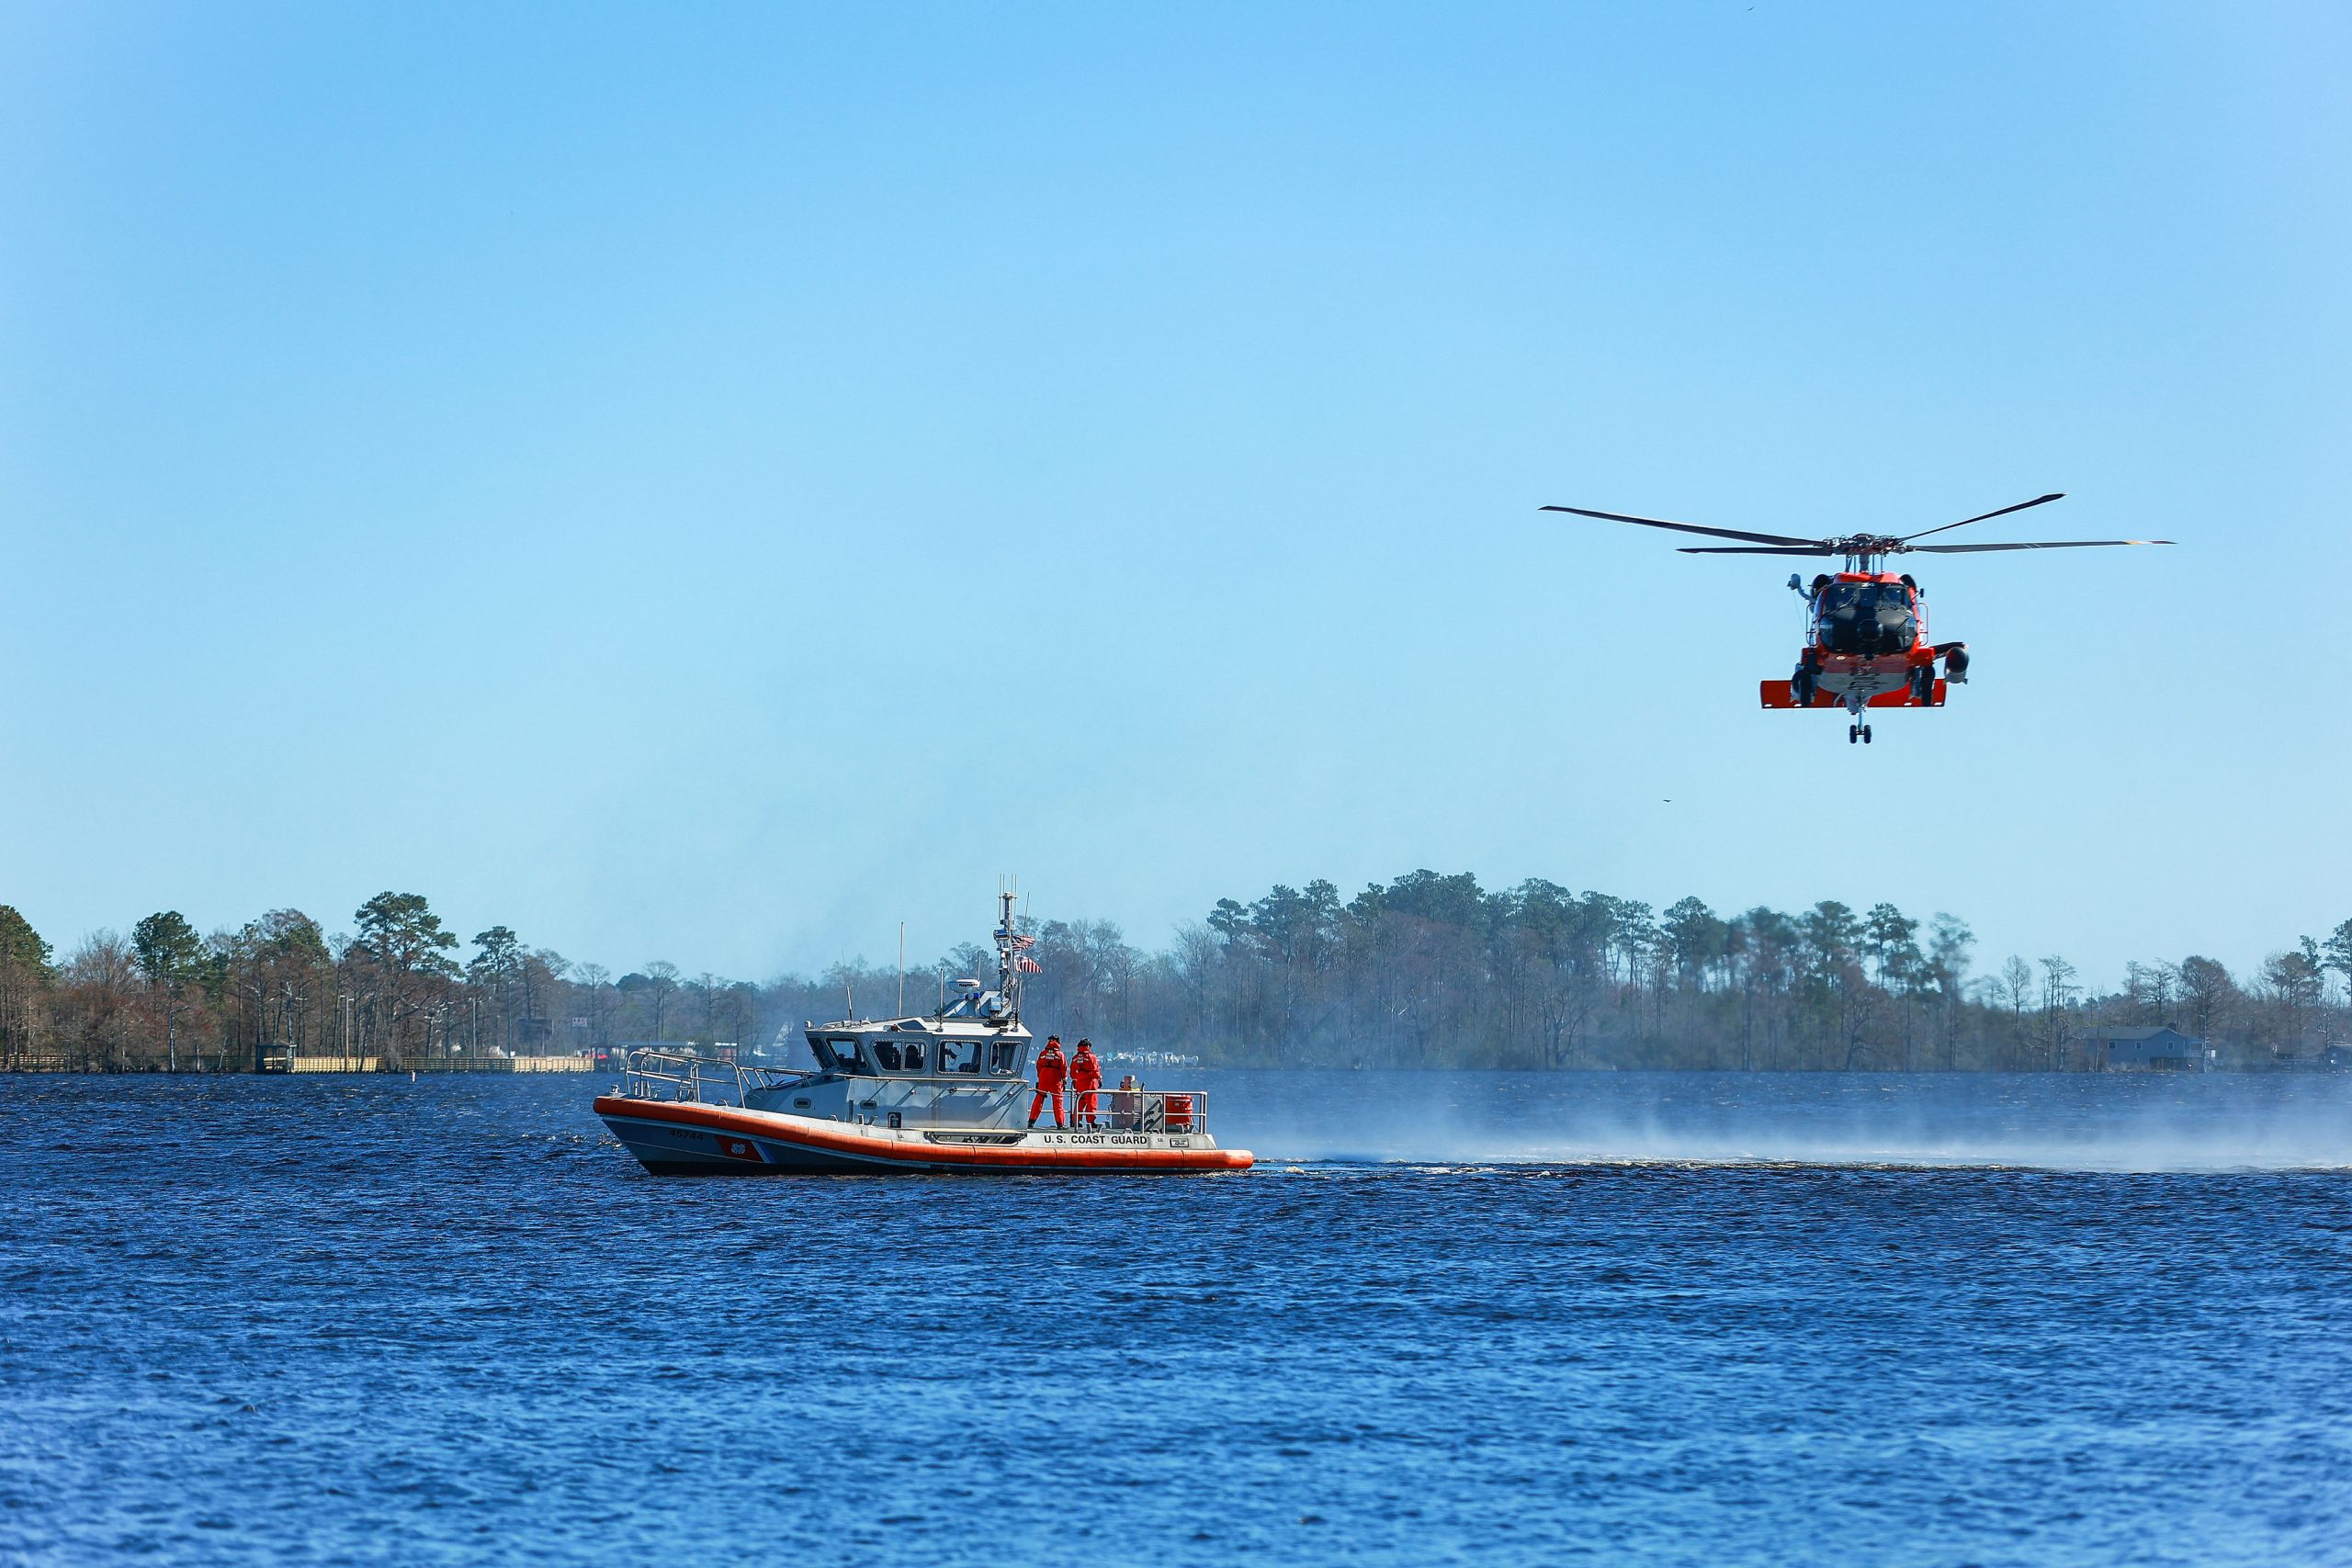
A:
[1070, 1049, 1102, 1090]
[1035, 1043, 1068, 1089]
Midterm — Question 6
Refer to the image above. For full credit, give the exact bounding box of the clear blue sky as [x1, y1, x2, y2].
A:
[2, 2, 2345, 991]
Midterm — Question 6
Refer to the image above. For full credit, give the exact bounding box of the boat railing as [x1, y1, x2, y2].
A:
[622, 1048, 809, 1108]
[909, 1085, 1210, 1134]
[829, 1081, 1214, 1134]
[1088, 1088, 1209, 1134]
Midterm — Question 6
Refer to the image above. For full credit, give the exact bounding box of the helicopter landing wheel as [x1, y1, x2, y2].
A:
[1862, 724, 1872, 745]
[1849, 725, 1859, 745]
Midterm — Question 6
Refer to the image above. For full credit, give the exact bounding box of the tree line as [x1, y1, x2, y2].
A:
[2, 873, 2347, 1071]
[1013, 873, 2350, 1071]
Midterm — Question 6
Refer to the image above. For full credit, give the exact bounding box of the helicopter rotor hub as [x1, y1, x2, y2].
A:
[1826, 535, 1906, 564]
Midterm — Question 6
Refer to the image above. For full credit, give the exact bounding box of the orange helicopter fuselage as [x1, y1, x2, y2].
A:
[1761, 571, 1951, 710]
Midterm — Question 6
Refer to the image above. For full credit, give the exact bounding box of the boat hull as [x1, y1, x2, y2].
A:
[594, 1096, 1253, 1175]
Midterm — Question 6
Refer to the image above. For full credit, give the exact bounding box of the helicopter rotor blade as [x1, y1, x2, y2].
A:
[1541, 505, 1822, 548]
[1907, 538, 2174, 553]
[1900, 492, 2065, 543]
[1675, 546, 1841, 556]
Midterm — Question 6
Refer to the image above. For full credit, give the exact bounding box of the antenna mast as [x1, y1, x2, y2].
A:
[995, 874, 1023, 1022]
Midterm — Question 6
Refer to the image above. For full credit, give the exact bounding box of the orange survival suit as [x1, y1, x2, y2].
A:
[1029, 1036, 1068, 1128]
[1069, 1040, 1103, 1128]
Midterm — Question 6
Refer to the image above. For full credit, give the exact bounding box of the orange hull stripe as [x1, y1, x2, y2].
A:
[593, 1096, 1254, 1171]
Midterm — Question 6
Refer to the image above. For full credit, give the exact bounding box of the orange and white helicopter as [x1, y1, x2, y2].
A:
[1543, 493, 2172, 744]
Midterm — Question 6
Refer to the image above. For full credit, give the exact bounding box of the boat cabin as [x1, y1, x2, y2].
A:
[807, 1025, 1031, 1079]
[738, 1007, 1038, 1130]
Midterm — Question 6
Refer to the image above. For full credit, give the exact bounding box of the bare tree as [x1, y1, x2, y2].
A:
[572, 963, 618, 1051]
[2038, 955, 2079, 1070]
[2123, 960, 2178, 1026]
[1996, 956, 2035, 1067]
[640, 961, 680, 1041]
[1928, 914, 1974, 1069]
[56, 932, 141, 1070]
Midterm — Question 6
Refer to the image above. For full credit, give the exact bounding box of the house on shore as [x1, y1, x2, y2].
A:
[2084, 1027, 2211, 1071]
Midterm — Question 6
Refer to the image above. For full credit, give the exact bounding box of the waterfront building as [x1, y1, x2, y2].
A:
[2083, 1027, 2210, 1071]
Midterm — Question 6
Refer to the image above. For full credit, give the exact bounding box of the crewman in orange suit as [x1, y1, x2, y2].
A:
[1069, 1038, 1103, 1128]
[1028, 1035, 1068, 1128]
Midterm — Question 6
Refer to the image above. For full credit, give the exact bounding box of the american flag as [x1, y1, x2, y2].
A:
[1016, 956, 1043, 974]
[1008, 932, 1037, 950]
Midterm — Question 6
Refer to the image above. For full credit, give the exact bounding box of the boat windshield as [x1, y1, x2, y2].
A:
[817, 1036, 870, 1075]
[989, 1040, 1023, 1075]
[937, 1041, 984, 1074]
[840, 1037, 944, 1075]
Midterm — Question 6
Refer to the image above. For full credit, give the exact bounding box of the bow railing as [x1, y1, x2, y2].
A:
[621, 1048, 809, 1107]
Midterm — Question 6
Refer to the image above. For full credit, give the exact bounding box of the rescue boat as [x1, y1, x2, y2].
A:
[594, 893, 1252, 1175]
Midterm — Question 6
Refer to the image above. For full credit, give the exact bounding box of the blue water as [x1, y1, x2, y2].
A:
[5, 1071, 2350, 1566]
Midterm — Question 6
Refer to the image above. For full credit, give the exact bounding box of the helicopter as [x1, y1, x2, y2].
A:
[1542, 493, 2173, 744]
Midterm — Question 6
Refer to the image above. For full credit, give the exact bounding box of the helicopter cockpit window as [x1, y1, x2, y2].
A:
[1817, 583, 1915, 656]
